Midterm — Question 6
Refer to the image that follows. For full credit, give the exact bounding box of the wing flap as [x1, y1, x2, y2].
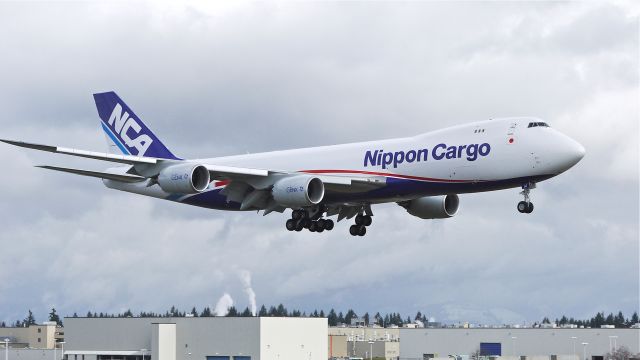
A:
[204, 164, 270, 179]
[36, 165, 146, 183]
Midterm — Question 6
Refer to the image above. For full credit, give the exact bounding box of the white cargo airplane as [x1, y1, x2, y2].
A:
[2, 92, 585, 236]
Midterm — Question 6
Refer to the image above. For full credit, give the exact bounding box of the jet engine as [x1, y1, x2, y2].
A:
[157, 164, 210, 194]
[272, 175, 325, 207]
[398, 194, 459, 219]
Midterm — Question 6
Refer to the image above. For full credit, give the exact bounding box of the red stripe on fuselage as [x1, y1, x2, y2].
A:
[299, 169, 484, 183]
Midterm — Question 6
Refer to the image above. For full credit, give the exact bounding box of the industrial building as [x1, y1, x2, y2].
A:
[2, 318, 638, 360]
[0, 323, 59, 349]
[329, 327, 399, 359]
[398, 328, 640, 359]
[63, 317, 327, 360]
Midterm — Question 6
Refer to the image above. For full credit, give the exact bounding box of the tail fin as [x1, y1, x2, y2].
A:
[93, 91, 179, 159]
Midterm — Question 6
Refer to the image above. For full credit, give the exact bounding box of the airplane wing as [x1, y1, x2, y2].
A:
[3, 138, 386, 213]
[36, 165, 146, 183]
[1, 139, 158, 165]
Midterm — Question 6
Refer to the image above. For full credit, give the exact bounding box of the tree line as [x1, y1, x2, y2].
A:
[1, 307, 638, 329]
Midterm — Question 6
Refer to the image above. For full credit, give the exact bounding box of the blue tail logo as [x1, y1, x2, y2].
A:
[93, 91, 179, 159]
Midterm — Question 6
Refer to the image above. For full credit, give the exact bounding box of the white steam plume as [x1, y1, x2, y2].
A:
[239, 270, 257, 316]
[214, 293, 234, 316]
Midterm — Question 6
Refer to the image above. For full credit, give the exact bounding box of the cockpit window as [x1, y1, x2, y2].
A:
[528, 122, 550, 128]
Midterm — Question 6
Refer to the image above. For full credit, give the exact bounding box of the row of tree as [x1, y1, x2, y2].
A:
[1, 307, 638, 329]
[539, 311, 639, 329]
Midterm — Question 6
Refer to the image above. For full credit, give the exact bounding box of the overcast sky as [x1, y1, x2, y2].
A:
[0, 1, 638, 326]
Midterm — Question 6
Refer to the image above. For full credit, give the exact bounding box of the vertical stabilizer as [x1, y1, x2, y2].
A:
[93, 92, 179, 159]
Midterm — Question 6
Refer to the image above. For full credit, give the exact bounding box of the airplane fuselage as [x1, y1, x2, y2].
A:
[106, 117, 584, 210]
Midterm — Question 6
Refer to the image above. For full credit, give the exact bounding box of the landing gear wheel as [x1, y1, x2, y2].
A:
[317, 219, 326, 229]
[286, 219, 296, 231]
[324, 219, 334, 231]
[526, 202, 534, 213]
[302, 218, 312, 228]
[363, 215, 372, 226]
[518, 182, 536, 214]
[349, 225, 359, 236]
[316, 225, 325, 233]
[292, 210, 303, 220]
[355, 214, 365, 226]
[309, 221, 318, 232]
[295, 220, 304, 231]
[517, 201, 528, 213]
[358, 225, 366, 236]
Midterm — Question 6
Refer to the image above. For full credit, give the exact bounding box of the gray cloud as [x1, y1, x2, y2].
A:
[0, 1, 637, 325]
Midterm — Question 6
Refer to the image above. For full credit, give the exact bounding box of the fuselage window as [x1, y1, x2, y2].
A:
[529, 122, 550, 128]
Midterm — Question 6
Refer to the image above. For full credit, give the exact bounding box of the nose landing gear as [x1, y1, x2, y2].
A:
[517, 182, 535, 214]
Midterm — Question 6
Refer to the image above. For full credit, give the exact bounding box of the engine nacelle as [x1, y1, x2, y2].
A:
[399, 194, 460, 219]
[272, 175, 325, 207]
[157, 164, 210, 194]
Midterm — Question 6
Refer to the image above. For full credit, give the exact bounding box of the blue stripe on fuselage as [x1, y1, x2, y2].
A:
[171, 174, 555, 211]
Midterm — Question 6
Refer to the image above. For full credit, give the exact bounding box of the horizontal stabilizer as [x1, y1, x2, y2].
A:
[1, 139, 158, 165]
[36, 165, 146, 183]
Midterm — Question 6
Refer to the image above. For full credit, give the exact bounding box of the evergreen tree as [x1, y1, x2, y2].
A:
[327, 309, 338, 326]
[559, 316, 568, 325]
[542, 317, 550, 324]
[0, 321, 5, 327]
[631, 312, 639, 325]
[415, 311, 423, 321]
[49, 308, 62, 326]
[123, 309, 133, 317]
[337, 312, 345, 324]
[374, 312, 383, 327]
[226, 306, 238, 317]
[344, 309, 357, 325]
[24, 310, 36, 326]
[363, 312, 370, 326]
[276, 304, 287, 317]
[200, 307, 212, 317]
[72, 313, 78, 318]
[268, 306, 277, 316]
[605, 313, 615, 325]
[241, 307, 253, 317]
[258, 305, 268, 317]
[614, 311, 625, 328]
[319, 310, 325, 318]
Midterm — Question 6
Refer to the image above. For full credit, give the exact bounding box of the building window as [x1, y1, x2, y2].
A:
[38, 328, 42, 333]
[234, 357, 251, 360]
[38, 338, 41, 342]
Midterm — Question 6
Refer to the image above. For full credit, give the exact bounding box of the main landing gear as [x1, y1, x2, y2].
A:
[285, 209, 335, 233]
[349, 213, 372, 237]
[517, 182, 535, 214]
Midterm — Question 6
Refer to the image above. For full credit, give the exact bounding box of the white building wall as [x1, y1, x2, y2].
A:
[259, 317, 327, 360]
[152, 324, 175, 360]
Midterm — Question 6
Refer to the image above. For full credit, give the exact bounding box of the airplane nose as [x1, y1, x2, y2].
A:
[561, 138, 586, 170]
[574, 142, 586, 162]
